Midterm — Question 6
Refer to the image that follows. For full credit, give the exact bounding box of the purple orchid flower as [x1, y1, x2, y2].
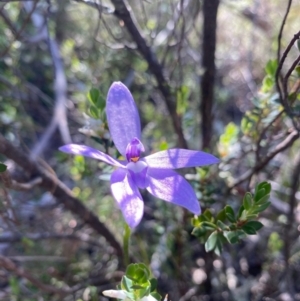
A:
[59, 82, 219, 228]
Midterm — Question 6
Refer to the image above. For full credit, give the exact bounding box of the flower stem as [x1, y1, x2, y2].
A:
[123, 224, 131, 266]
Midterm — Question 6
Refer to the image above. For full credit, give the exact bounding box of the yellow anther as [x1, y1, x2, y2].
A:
[130, 157, 139, 162]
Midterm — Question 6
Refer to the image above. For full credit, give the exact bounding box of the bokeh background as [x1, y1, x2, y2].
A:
[0, 0, 300, 300]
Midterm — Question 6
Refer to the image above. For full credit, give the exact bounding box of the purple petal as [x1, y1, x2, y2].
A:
[127, 161, 149, 189]
[106, 82, 141, 157]
[59, 144, 124, 167]
[143, 149, 220, 169]
[146, 168, 201, 215]
[110, 168, 144, 228]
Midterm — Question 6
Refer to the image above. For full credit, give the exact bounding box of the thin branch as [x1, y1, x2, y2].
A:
[228, 129, 299, 190]
[276, 0, 292, 66]
[0, 255, 72, 297]
[73, 0, 113, 14]
[1, 170, 42, 190]
[0, 134, 124, 261]
[0, 232, 104, 247]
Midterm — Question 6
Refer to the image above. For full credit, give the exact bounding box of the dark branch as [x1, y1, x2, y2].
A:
[200, 0, 219, 150]
[0, 134, 124, 261]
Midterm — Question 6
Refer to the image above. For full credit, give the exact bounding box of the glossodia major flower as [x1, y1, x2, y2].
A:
[59, 82, 219, 228]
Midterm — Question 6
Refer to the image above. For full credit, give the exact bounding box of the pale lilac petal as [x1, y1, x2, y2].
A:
[110, 168, 144, 228]
[144, 149, 220, 169]
[146, 168, 201, 215]
[106, 82, 141, 156]
[59, 144, 124, 167]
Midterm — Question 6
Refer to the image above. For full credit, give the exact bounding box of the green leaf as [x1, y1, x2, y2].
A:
[225, 205, 236, 223]
[192, 226, 207, 237]
[255, 194, 270, 205]
[205, 231, 218, 252]
[245, 221, 263, 231]
[243, 192, 253, 210]
[242, 224, 257, 235]
[216, 220, 228, 231]
[262, 76, 274, 92]
[214, 239, 223, 256]
[265, 59, 278, 77]
[202, 221, 218, 231]
[238, 205, 245, 218]
[0, 163, 7, 173]
[224, 231, 239, 244]
[203, 209, 213, 221]
[151, 292, 162, 300]
[121, 276, 133, 291]
[126, 263, 150, 285]
[254, 188, 266, 203]
[216, 209, 226, 222]
[89, 105, 99, 119]
[255, 182, 271, 195]
[251, 201, 271, 214]
[88, 88, 100, 106]
[149, 278, 157, 291]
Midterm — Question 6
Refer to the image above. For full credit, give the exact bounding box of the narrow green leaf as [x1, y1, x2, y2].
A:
[205, 231, 218, 252]
[216, 220, 228, 231]
[255, 194, 270, 205]
[202, 221, 218, 231]
[149, 278, 157, 291]
[245, 221, 263, 231]
[88, 88, 100, 106]
[191, 226, 207, 237]
[89, 106, 99, 119]
[121, 276, 133, 291]
[203, 209, 213, 221]
[251, 202, 271, 214]
[224, 231, 239, 244]
[254, 188, 266, 203]
[216, 209, 226, 222]
[238, 205, 245, 218]
[242, 224, 257, 235]
[225, 205, 236, 223]
[243, 192, 253, 210]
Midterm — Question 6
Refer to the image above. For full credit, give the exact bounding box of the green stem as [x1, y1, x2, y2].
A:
[123, 223, 131, 266]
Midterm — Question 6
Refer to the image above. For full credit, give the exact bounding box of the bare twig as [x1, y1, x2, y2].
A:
[0, 255, 72, 296]
[0, 232, 103, 247]
[228, 129, 299, 190]
[73, 0, 113, 14]
[276, 0, 292, 66]
[1, 170, 42, 190]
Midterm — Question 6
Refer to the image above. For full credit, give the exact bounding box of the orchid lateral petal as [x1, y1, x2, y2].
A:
[59, 144, 124, 167]
[106, 82, 141, 157]
[144, 149, 220, 169]
[110, 168, 144, 228]
[146, 168, 201, 215]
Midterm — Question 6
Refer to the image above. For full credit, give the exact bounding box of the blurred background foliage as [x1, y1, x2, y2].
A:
[0, 0, 300, 300]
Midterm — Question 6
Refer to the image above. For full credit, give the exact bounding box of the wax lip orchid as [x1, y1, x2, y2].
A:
[59, 82, 220, 228]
